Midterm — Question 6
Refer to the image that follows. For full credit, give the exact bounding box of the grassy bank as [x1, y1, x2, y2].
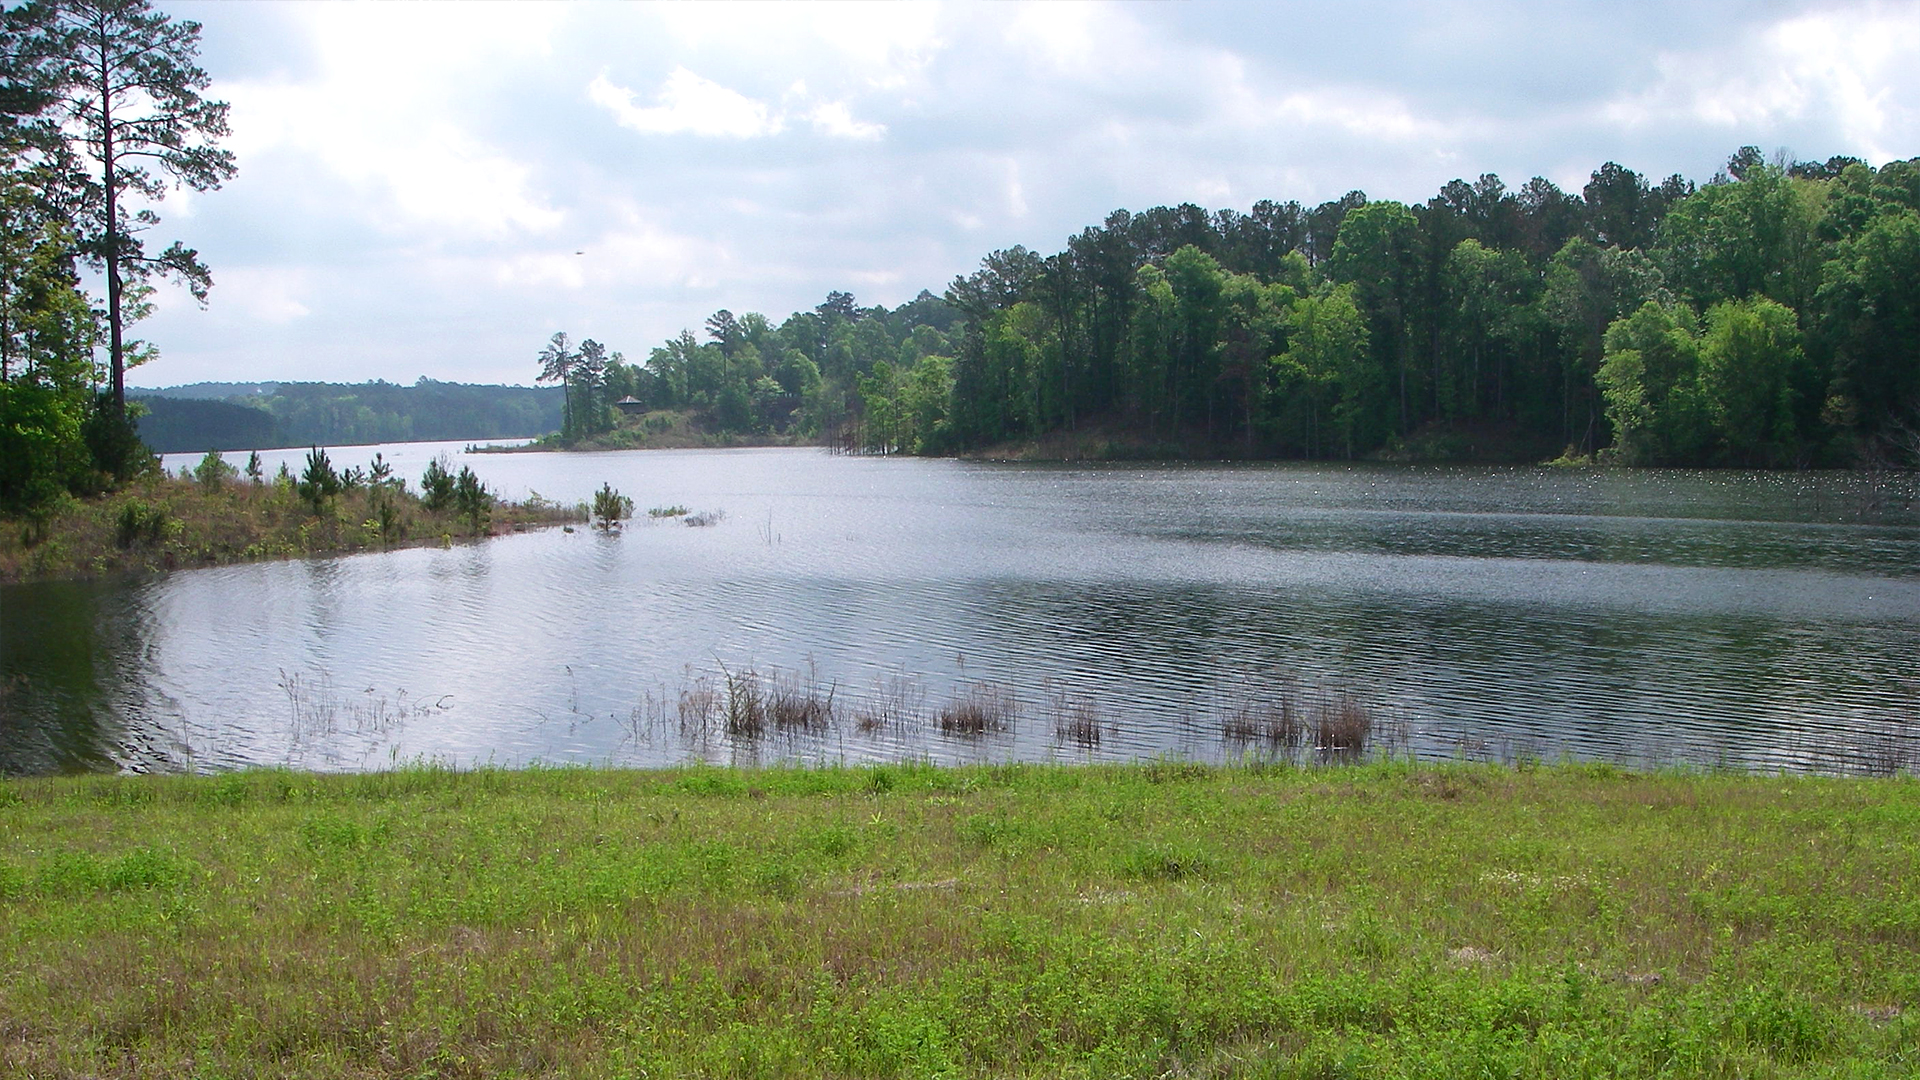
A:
[0, 467, 582, 584]
[1, 762, 1914, 1078]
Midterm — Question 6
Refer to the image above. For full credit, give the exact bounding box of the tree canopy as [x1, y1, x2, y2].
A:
[594, 147, 1917, 469]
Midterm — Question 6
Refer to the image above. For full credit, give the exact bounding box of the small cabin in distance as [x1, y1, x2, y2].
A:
[613, 396, 646, 415]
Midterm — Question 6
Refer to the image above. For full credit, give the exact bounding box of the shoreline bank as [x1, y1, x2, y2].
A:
[0, 472, 582, 586]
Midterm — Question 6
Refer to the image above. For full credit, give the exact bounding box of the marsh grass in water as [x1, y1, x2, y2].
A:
[1046, 685, 1105, 749]
[0, 762, 1915, 1078]
[1217, 678, 1409, 764]
[597, 661, 1912, 780]
[659, 665, 845, 747]
[937, 679, 1018, 737]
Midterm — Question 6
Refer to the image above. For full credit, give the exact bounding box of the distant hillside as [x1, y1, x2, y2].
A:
[130, 382, 278, 401]
[135, 397, 282, 454]
[132, 378, 563, 453]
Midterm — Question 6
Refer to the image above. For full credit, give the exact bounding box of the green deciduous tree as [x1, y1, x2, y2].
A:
[1441, 239, 1537, 422]
[1543, 239, 1667, 453]
[1696, 296, 1805, 466]
[0, 171, 96, 508]
[1817, 207, 1920, 463]
[1326, 201, 1421, 441]
[1596, 301, 1706, 465]
[1658, 162, 1824, 314]
[1270, 283, 1370, 457]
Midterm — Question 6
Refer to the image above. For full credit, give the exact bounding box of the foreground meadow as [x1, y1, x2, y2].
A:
[1, 762, 1914, 1078]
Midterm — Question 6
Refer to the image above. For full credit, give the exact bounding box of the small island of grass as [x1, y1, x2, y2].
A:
[0, 449, 582, 584]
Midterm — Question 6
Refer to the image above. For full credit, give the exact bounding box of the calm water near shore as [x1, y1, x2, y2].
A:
[3, 443, 1916, 776]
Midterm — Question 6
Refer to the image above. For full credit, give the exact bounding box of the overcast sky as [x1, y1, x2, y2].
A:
[131, 0, 1920, 388]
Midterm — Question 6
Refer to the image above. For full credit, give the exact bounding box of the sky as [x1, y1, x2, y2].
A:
[130, 0, 1920, 389]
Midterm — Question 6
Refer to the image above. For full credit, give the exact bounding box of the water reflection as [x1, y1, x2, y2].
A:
[4, 450, 1917, 777]
[0, 578, 177, 774]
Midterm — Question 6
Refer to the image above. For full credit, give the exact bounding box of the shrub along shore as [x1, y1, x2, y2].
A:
[0, 761, 1913, 1078]
[0, 449, 583, 584]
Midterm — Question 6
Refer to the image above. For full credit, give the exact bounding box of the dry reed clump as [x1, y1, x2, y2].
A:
[1220, 698, 1306, 751]
[678, 678, 719, 739]
[1047, 688, 1103, 748]
[1315, 693, 1373, 760]
[937, 681, 1017, 736]
[1217, 678, 1379, 762]
[1841, 681, 1919, 777]
[1835, 715, 1918, 777]
[276, 668, 445, 744]
[854, 671, 926, 733]
[768, 667, 836, 732]
[720, 667, 767, 738]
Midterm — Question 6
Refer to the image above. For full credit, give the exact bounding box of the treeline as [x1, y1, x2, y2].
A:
[613, 148, 1918, 468]
[930, 149, 1918, 466]
[529, 291, 963, 444]
[131, 379, 564, 453]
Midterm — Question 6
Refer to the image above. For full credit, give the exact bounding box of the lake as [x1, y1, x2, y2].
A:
[3, 442, 1916, 777]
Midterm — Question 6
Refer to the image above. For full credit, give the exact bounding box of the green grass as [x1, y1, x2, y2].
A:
[1, 761, 1915, 1078]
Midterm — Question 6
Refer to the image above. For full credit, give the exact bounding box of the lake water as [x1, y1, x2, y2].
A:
[3, 442, 1917, 777]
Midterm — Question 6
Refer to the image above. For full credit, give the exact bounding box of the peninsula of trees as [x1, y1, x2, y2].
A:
[554, 148, 1917, 469]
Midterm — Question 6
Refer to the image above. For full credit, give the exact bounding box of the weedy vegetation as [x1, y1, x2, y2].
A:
[0, 453, 588, 583]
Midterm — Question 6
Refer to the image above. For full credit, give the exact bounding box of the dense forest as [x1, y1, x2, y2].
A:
[131, 379, 563, 453]
[560, 147, 1917, 469]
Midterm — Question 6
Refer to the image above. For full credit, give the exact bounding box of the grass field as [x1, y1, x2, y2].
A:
[1, 761, 1915, 1078]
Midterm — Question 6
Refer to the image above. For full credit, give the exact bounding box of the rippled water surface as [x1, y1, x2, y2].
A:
[4, 444, 1916, 776]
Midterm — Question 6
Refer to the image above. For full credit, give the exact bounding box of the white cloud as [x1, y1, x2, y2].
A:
[1266, 87, 1460, 144]
[590, 70, 887, 142]
[651, 1, 944, 84]
[1601, 5, 1920, 162]
[1006, 160, 1028, 217]
[492, 210, 731, 292]
[1004, 2, 1107, 75]
[217, 3, 564, 239]
[214, 267, 311, 324]
[806, 101, 886, 141]
[589, 68, 782, 139]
